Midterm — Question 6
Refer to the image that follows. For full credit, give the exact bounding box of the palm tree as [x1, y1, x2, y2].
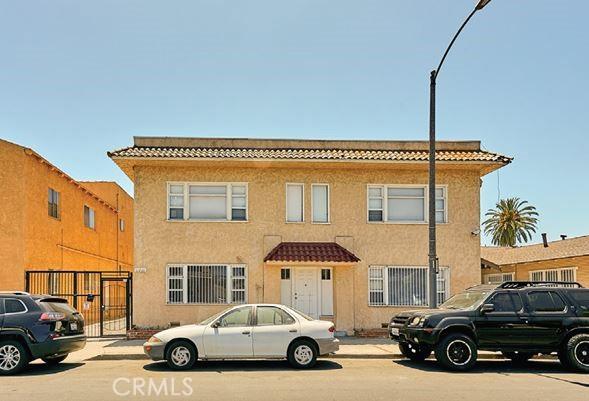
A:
[483, 198, 539, 247]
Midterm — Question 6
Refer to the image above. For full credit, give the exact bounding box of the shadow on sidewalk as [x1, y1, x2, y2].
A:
[16, 362, 85, 376]
[143, 359, 342, 373]
[394, 359, 573, 374]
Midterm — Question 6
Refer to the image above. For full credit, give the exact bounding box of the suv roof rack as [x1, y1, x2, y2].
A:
[499, 281, 583, 289]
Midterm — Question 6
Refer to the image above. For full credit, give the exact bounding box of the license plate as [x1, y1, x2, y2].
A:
[70, 322, 78, 331]
[391, 327, 399, 336]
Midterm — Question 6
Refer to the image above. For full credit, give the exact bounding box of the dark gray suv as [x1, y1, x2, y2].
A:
[0, 292, 86, 375]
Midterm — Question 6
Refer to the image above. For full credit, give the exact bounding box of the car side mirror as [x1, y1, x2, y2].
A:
[211, 321, 221, 328]
[481, 304, 495, 314]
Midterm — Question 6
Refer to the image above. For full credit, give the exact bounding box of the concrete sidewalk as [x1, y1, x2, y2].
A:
[66, 337, 556, 362]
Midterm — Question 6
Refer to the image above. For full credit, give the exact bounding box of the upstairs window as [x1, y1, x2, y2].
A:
[435, 187, 448, 223]
[48, 188, 60, 219]
[286, 183, 304, 222]
[312, 184, 329, 223]
[84, 205, 95, 229]
[367, 185, 447, 223]
[167, 183, 248, 221]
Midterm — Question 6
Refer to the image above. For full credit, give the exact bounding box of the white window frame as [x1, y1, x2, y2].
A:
[285, 183, 304, 223]
[166, 264, 248, 305]
[368, 265, 450, 307]
[366, 184, 447, 224]
[484, 272, 515, 285]
[529, 267, 577, 282]
[166, 182, 248, 222]
[435, 186, 448, 224]
[311, 183, 330, 224]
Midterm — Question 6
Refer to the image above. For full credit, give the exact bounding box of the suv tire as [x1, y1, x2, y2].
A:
[165, 341, 197, 371]
[288, 339, 318, 369]
[435, 333, 477, 371]
[42, 355, 68, 365]
[565, 333, 589, 373]
[0, 340, 29, 375]
[399, 341, 432, 362]
[502, 351, 534, 364]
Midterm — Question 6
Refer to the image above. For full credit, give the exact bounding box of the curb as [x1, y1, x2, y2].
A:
[86, 353, 558, 361]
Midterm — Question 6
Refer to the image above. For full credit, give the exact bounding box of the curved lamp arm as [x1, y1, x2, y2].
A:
[432, 0, 491, 80]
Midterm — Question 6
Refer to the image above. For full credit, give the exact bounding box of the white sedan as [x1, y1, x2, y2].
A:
[143, 304, 339, 369]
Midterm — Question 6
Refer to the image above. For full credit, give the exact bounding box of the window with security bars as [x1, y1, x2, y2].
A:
[484, 272, 515, 285]
[529, 267, 576, 284]
[368, 266, 450, 307]
[167, 264, 247, 304]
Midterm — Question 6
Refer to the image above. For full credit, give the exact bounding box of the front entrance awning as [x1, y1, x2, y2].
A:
[264, 242, 360, 264]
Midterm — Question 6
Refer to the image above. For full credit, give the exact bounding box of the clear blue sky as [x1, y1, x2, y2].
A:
[1, 0, 587, 245]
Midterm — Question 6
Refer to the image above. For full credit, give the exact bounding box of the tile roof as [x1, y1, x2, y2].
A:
[264, 242, 361, 263]
[108, 146, 511, 164]
[481, 235, 589, 265]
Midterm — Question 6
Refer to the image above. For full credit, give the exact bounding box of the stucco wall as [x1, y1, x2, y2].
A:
[0, 139, 134, 291]
[0, 140, 26, 289]
[482, 255, 589, 287]
[133, 163, 482, 332]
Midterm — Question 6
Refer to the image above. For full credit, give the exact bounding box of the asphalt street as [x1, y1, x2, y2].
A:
[1, 358, 588, 401]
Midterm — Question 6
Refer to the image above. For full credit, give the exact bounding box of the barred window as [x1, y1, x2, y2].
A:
[529, 267, 576, 284]
[484, 272, 515, 285]
[167, 264, 247, 304]
[368, 266, 450, 307]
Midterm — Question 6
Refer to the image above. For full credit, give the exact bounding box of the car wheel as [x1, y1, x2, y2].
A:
[434, 333, 477, 371]
[165, 341, 197, 371]
[288, 340, 318, 369]
[399, 341, 432, 362]
[565, 333, 589, 373]
[42, 355, 68, 365]
[0, 341, 29, 375]
[502, 351, 534, 364]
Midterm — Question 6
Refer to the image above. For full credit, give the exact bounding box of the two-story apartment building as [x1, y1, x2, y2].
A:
[109, 136, 510, 334]
[0, 138, 134, 291]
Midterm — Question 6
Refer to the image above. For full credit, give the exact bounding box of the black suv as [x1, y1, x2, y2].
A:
[389, 282, 589, 372]
[0, 292, 86, 375]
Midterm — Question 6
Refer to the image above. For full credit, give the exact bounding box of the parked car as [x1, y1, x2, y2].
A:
[143, 304, 339, 369]
[389, 282, 589, 372]
[0, 292, 86, 375]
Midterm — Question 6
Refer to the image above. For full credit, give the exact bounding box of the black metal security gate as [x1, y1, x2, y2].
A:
[25, 270, 132, 337]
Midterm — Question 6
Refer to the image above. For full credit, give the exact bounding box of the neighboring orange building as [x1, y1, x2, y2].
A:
[481, 235, 589, 286]
[0, 138, 134, 291]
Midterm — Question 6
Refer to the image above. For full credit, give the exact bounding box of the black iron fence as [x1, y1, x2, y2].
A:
[25, 270, 132, 337]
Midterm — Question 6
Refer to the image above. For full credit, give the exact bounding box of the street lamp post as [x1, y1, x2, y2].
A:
[428, 0, 492, 308]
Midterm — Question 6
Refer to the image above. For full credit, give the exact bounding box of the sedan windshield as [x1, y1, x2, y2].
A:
[439, 291, 490, 310]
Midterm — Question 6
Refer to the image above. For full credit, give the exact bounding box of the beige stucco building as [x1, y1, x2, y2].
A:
[109, 136, 510, 334]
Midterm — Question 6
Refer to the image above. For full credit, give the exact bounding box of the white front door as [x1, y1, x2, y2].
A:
[293, 268, 319, 318]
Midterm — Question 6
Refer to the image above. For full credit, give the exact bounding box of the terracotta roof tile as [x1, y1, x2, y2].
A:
[264, 242, 360, 263]
[108, 146, 511, 164]
[481, 235, 589, 265]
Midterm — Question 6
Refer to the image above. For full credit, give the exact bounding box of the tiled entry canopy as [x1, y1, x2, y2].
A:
[264, 242, 360, 263]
